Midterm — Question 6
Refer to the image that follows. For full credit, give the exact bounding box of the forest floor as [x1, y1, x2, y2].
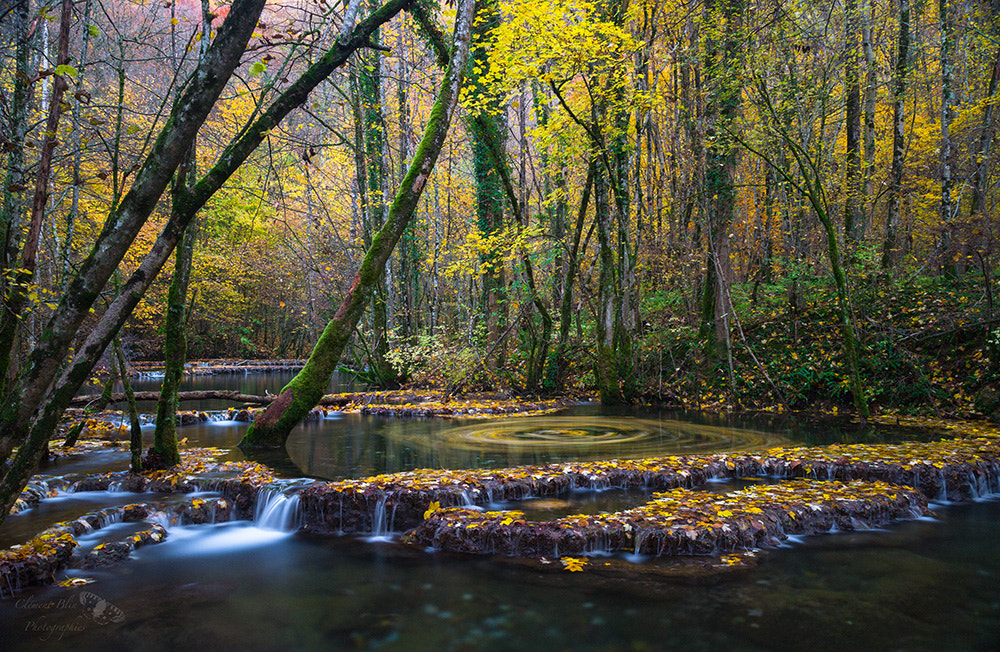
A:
[636, 273, 999, 422]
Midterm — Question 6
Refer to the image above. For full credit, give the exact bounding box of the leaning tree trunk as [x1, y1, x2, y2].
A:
[152, 2, 211, 469]
[0, 0, 414, 530]
[113, 338, 143, 473]
[0, 0, 269, 470]
[239, 0, 478, 448]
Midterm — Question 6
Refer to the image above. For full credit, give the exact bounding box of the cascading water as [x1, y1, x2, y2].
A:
[369, 494, 396, 539]
[254, 489, 302, 531]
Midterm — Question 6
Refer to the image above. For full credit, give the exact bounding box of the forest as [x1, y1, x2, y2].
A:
[4, 3, 1000, 647]
[0, 0, 998, 507]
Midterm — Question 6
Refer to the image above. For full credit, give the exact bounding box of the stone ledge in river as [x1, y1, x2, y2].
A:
[81, 523, 168, 568]
[403, 480, 931, 558]
[723, 435, 1000, 501]
[297, 456, 723, 535]
[0, 497, 241, 595]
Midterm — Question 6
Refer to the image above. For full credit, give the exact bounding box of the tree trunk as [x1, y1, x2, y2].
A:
[0, 0, 269, 469]
[0, 0, 31, 288]
[861, 0, 877, 210]
[239, 0, 478, 448]
[62, 0, 95, 290]
[358, 23, 393, 384]
[593, 157, 622, 404]
[883, 0, 911, 270]
[550, 162, 594, 389]
[152, 175, 197, 468]
[113, 339, 143, 473]
[843, 0, 864, 245]
[699, 0, 743, 378]
[970, 47, 1000, 218]
[470, 0, 508, 365]
[939, 0, 957, 278]
[63, 364, 118, 447]
[0, 0, 73, 388]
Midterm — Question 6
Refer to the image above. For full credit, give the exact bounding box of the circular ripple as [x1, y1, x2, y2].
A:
[395, 417, 786, 455]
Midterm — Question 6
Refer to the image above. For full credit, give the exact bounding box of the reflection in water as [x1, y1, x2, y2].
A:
[411, 416, 783, 452]
[284, 413, 792, 480]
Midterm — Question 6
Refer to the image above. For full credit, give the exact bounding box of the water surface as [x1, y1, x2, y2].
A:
[1, 374, 997, 650]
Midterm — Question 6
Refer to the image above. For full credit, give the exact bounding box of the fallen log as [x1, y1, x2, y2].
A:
[69, 390, 272, 406]
[68, 390, 359, 408]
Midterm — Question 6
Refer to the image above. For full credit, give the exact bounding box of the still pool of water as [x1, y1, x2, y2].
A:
[1, 375, 998, 650]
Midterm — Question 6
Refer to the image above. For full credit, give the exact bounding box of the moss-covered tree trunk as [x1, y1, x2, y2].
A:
[356, 21, 394, 384]
[698, 0, 743, 379]
[469, 0, 508, 365]
[0, 0, 413, 530]
[152, 3, 210, 469]
[151, 206, 196, 469]
[239, 0, 478, 448]
[113, 338, 143, 473]
[593, 157, 623, 405]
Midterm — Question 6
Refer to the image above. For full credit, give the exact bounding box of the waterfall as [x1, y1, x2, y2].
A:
[370, 494, 397, 538]
[254, 489, 302, 531]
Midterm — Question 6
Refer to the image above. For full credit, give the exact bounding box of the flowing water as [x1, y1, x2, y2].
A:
[1, 374, 998, 650]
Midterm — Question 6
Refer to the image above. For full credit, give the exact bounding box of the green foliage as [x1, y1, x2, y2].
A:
[387, 333, 499, 391]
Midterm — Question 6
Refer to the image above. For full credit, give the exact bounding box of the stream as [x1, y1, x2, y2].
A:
[1, 372, 998, 650]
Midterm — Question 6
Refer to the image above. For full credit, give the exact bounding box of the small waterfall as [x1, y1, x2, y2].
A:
[254, 489, 302, 531]
[936, 471, 949, 502]
[370, 494, 397, 538]
[96, 507, 122, 529]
